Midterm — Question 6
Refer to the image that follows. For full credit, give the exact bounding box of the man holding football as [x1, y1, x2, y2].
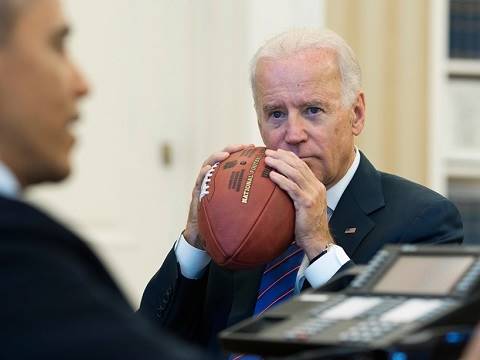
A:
[140, 28, 463, 355]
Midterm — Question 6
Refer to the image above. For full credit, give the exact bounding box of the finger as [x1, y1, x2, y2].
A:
[194, 164, 213, 189]
[196, 144, 256, 194]
[269, 164, 325, 208]
[221, 143, 255, 153]
[202, 151, 230, 167]
[269, 170, 303, 202]
[265, 149, 308, 177]
[265, 155, 312, 188]
[265, 148, 304, 167]
[203, 144, 255, 167]
[194, 149, 234, 194]
[265, 148, 297, 159]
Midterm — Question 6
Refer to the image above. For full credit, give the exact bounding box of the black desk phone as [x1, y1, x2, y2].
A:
[220, 245, 480, 357]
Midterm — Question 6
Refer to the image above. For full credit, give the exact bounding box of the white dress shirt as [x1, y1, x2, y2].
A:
[0, 161, 20, 198]
[175, 148, 361, 290]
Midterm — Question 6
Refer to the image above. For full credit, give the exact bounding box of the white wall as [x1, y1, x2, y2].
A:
[27, 0, 324, 306]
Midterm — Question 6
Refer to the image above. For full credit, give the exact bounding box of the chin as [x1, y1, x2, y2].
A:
[307, 164, 329, 184]
[33, 161, 72, 185]
[51, 163, 72, 182]
[302, 158, 322, 175]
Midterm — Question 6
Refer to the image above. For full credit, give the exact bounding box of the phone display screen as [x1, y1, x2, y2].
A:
[372, 255, 475, 295]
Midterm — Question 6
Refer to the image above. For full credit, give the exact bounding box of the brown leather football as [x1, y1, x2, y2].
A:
[198, 146, 295, 269]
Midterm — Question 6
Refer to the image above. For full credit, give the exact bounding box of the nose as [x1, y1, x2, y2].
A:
[284, 113, 308, 145]
[71, 61, 90, 99]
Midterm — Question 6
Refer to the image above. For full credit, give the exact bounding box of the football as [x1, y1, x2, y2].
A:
[198, 146, 295, 269]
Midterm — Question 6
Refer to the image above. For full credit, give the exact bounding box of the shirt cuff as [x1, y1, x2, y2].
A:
[174, 233, 211, 279]
[304, 244, 350, 289]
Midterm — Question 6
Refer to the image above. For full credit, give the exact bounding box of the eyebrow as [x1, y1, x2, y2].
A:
[262, 100, 328, 113]
[303, 100, 328, 107]
[262, 104, 283, 112]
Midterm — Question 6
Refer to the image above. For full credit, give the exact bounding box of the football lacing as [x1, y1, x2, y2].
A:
[199, 162, 219, 200]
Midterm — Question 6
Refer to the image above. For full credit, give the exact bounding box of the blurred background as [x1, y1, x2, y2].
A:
[26, 0, 480, 306]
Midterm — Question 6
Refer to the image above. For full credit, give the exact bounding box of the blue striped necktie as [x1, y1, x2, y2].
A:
[229, 244, 304, 360]
[254, 206, 332, 316]
[231, 208, 333, 359]
[253, 242, 304, 316]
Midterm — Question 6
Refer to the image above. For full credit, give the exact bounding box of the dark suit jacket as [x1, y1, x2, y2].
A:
[139, 153, 463, 354]
[0, 195, 211, 360]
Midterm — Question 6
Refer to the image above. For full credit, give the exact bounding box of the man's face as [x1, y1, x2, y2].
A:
[255, 48, 365, 188]
[0, 0, 88, 187]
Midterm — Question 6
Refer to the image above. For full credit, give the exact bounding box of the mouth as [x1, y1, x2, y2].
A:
[299, 157, 316, 169]
[299, 156, 313, 161]
[66, 113, 80, 142]
[70, 112, 80, 123]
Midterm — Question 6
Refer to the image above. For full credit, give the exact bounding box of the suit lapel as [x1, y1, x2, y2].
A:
[330, 152, 385, 257]
[330, 189, 375, 256]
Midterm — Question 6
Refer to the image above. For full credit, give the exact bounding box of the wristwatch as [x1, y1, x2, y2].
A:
[310, 243, 334, 263]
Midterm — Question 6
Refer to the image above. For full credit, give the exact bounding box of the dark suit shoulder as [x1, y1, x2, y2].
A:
[353, 152, 451, 211]
[340, 154, 463, 264]
[375, 171, 463, 245]
[0, 196, 212, 360]
[379, 171, 451, 205]
[0, 196, 82, 244]
[0, 196, 122, 287]
[0, 195, 128, 304]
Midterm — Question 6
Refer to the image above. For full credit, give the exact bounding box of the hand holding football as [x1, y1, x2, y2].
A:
[198, 146, 295, 269]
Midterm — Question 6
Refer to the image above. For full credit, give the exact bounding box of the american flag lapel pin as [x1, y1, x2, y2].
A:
[344, 227, 357, 234]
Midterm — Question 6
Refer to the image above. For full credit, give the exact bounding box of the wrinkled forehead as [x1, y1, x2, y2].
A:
[254, 49, 342, 101]
[257, 47, 339, 78]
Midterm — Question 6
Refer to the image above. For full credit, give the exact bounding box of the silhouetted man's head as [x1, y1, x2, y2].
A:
[0, 0, 89, 188]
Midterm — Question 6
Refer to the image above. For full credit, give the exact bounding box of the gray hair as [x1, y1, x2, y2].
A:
[250, 28, 362, 108]
[0, 0, 28, 45]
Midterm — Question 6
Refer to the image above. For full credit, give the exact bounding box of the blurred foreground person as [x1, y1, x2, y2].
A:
[0, 0, 212, 359]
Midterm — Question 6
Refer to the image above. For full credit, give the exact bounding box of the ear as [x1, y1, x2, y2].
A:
[255, 104, 266, 141]
[351, 92, 365, 136]
[257, 118, 268, 145]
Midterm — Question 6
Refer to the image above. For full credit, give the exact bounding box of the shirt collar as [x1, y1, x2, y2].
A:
[0, 161, 21, 198]
[326, 147, 360, 211]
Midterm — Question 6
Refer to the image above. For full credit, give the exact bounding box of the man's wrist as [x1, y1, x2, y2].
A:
[309, 243, 334, 264]
[303, 232, 335, 261]
[304, 245, 350, 288]
[182, 228, 204, 250]
[175, 233, 211, 279]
